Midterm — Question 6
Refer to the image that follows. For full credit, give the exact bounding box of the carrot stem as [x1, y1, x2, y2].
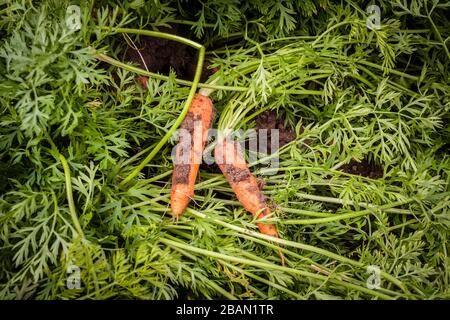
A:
[160, 238, 394, 299]
[95, 52, 323, 96]
[185, 207, 408, 293]
[58, 153, 85, 239]
[100, 27, 203, 49]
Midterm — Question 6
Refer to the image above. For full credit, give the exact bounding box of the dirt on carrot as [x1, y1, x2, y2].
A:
[173, 164, 191, 184]
[222, 164, 251, 183]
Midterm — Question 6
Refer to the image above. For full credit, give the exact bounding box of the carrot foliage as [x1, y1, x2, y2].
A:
[0, 0, 449, 299]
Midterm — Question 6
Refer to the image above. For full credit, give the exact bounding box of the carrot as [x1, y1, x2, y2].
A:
[171, 93, 214, 217]
[214, 137, 279, 238]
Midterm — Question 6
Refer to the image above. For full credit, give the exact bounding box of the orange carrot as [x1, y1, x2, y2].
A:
[171, 93, 214, 217]
[214, 137, 279, 238]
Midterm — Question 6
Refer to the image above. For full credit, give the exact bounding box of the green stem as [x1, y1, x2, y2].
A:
[184, 207, 407, 293]
[144, 170, 173, 184]
[358, 60, 419, 81]
[101, 27, 203, 49]
[96, 52, 324, 97]
[220, 260, 305, 299]
[291, 192, 411, 215]
[161, 238, 393, 299]
[58, 153, 85, 239]
[128, 194, 408, 295]
[312, 20, 353, 46]
[279, 207, 335, 217]
[95, 52, 245, 92]
[321, 53, 420, 81]
[168, 19, 216, 28]
[120, 142, 157, 167]
[281, 200, 413, 225]
[428, 16, 450, 60]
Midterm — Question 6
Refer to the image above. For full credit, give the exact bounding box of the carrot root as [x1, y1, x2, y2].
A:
[214, 137, 279, 238]
[170, 93, 214, 217]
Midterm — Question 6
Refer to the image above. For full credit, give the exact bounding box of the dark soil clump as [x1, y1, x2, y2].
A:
[254, 111, 297, 153]
[124, 25, 213, 82]
[339, 158, 384, 179]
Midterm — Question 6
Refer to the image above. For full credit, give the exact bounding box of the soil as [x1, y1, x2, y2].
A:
[124, 25, 213, 82]
[339, 158, 384, 179]
[250, 110, 383, 180]
[254, 111, 297, 153]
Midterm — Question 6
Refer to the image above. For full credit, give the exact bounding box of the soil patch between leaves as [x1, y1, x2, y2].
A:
[339, 158, 383, 179]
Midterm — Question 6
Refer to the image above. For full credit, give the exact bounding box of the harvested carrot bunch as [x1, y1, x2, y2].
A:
[170, 95, 283, 262]
[169, 93, 279, 239]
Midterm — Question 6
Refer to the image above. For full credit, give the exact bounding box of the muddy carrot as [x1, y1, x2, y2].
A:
[214, 137, 279, 238]
[171, 93, 214, 217]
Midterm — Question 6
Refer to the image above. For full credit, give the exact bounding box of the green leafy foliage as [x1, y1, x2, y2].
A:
[0, 0, 449, 300]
